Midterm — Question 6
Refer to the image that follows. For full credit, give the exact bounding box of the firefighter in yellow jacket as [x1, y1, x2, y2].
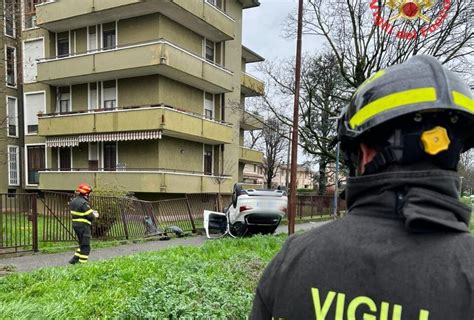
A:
[69, 183, 99, 264]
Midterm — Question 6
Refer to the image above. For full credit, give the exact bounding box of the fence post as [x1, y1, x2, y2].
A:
[185, 199, 197, 233]
[298, 196, 303, 220]
[120, 199, 129, 240]
[32, 194, 39, 253]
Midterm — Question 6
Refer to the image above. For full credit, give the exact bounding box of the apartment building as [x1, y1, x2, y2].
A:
[241, 162, 264, 189]
[0, 0, 265, 197]
[0, 0, 21, 193]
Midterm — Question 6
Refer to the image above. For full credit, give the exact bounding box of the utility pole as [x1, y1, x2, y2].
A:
[285, 130, 291, 189]
[288, 0, 304, 235]
[333, 142, 340, 218]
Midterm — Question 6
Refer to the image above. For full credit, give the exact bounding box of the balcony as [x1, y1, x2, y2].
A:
[241, 72, 265, 97]
[240, 110, 264, 130]
[38, 105, 233, 145]
[38, 169, 233, 194]
[239, 147, 263, 164]
[36, 0, 235, 41]
[36, 39, 234, 94]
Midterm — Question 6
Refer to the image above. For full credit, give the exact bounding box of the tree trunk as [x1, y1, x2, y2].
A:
[318, 160, 327, 195]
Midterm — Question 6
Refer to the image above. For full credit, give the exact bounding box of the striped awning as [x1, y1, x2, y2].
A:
[46, 131, 162, 148]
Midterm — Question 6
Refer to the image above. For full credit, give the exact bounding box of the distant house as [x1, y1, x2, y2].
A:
[271, 164, 315, 190]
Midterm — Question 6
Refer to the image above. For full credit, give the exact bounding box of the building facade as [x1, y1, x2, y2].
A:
[0, 0, 265, 198]
[272, 164, 315, 190]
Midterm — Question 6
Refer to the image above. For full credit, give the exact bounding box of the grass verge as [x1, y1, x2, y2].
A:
[0, 234, 286, 319]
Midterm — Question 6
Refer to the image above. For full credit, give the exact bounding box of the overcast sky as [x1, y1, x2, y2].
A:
[242, 1, 325, 167]
[242, 0, 324, 72]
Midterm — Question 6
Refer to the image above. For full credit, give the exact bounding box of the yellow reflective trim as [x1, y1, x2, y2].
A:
[350, 87, 437, 129]
[71, 209, 93, 217]
[74, 253, 88, 259]
[72, 218, 91, 225]
[79, 259, 88, 264]
[355, 70, 386, 94]
[452, 91, 474, 112]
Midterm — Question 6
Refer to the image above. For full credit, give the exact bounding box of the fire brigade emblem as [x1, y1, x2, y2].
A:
[388, 0, 435, 22]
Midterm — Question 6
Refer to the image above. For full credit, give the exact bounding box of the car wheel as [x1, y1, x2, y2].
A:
[230, 222, 248, 237]
[232, 183, 243, 208]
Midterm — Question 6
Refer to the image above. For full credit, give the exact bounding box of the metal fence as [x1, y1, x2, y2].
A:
[1, 191, 345, 255]
[38, 192, 219, 243]
[0, 193, 38, 254]
[295, 195, 346, 220]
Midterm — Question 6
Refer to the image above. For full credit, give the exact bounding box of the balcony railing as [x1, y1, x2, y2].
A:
[38, 169, 234, 193]
[241, 110, 264, 130]
[241, 72, 265, 97]
[36, 38, 234, 93]
[38, 103, 231, 126]
[38, 103, 234, 145]
[239, 146, 264, 164]
[36, 0, 235, 41]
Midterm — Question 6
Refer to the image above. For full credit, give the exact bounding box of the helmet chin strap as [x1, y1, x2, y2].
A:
[362, 127, 464, 175]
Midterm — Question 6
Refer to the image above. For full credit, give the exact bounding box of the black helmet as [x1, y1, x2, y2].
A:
[337, 55, 474, 175]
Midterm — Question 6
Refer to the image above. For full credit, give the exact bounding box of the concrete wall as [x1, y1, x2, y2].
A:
[158, 77, 203, 114]
[158, 15, 203, 56]
[118, 76, 160, 107]
[118, 14, 160, 45]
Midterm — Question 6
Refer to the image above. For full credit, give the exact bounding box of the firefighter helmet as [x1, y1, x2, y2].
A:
[337, 55, 474, 175]
[76, 183, 93, 195]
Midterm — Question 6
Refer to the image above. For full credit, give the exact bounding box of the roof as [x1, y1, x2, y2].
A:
[240, 0, 261, 9]
[242, 46, 265, 63]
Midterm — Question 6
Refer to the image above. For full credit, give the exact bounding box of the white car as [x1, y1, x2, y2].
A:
[204, 184, 288, 238]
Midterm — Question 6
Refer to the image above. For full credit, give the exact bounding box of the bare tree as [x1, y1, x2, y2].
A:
[262, 118, 288, 189]
[459, 149, 474, 196]
[258, 53, 350, 194]
[285, 0, 474, 88]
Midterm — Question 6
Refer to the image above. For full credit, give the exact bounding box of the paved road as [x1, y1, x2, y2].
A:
[0, 221, 331, 274]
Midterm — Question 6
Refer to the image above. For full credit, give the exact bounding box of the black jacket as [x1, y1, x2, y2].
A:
[251, 170, 474, 320]
[69, 195, 95, 224]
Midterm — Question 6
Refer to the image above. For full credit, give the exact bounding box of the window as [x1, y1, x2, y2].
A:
[27, 145, 45, 185]
[204, 92, 214, 119]
[103, 142, 117, 171]
[56, 32, 69, 57]
[58, 147, 71, 171]
[25, 92, 45, 134]
[24, 0, 46, 29]
[8, 146, 19, 186]
[88, 26, 98, 51]
[206, 0, 224, 9]
[57, 86, 71, 113]
[88, 142, 99, 171]
[7, 96, 18, 137]
[6, 46, 16, 87]
[205, 39, 215, 62]
[23, 38, 44, 83]
[5, 0, 15, 37]
[103, 80, 116, 109]
[102, 23, 116, 50]
[204, 144, 213, 175]
[89, 82, 99, 110]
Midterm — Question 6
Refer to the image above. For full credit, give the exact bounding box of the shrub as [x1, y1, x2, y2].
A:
[90, 186, 129, 238]
[461, 196, 472, 208]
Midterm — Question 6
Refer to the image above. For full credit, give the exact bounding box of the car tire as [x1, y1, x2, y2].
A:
[232, 183, 243, 208]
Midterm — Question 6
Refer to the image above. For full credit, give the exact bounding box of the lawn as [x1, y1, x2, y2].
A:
[0, 234, 285, 319]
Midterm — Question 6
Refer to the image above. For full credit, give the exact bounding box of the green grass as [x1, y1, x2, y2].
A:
[0, 234, 286, 319]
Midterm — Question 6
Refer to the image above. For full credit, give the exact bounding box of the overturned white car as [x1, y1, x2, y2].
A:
[204, 184, 288, 238]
